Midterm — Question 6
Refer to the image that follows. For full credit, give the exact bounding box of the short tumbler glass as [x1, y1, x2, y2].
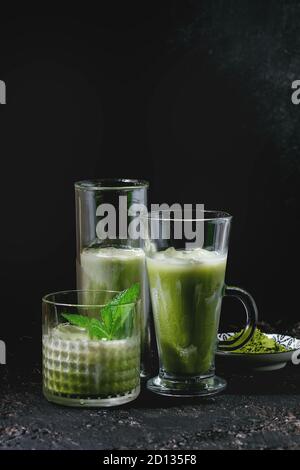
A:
[42, 290, 140, 407]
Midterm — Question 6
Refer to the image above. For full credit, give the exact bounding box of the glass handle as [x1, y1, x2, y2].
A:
[218, 286, 258, 351]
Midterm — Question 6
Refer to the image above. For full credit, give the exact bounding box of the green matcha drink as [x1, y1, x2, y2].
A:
[147, 247, 227, 377]
[43, 324, 140, 399]
[79, 247, 146, 298]
[42, 285, 141, 406]
[78, 247, 149, 373]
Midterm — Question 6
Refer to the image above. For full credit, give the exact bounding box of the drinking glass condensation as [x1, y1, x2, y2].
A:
[75, 179, 150, 377]
[42, 290, 141, 407]
[143, 210, 258, 397]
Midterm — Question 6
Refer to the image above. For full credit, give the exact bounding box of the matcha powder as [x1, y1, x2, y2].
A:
[227, 328, 288, 354]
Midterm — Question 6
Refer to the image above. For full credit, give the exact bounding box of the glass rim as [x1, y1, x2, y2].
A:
[42, 289, 138, 308]
[74, 178, 149, 191]
[141, 209, 232, 222]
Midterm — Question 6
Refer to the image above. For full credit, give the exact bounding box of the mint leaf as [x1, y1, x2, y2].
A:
[87, 318, 109, 340]
[61, 314, 91, 329]
[101, 283, 140, 325]
[100, 283, 140, 338]
[61, 283, 140, 341]
[111, 304, 134, 339]
[61, 314, 109, 340]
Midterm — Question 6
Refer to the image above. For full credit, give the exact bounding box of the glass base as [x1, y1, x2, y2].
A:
[140, 368, 150, 380]
[43, 386, 140, 408]
[147, 375, 227, 397]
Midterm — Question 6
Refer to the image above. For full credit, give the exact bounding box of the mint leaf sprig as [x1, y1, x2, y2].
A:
[61, 283, 140, 341]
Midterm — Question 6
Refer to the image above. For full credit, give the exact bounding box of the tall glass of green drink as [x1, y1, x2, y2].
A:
[75, 179, 150, 378]
[143, 209, 257, 397]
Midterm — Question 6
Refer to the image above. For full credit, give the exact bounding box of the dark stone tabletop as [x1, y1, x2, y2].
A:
[1, 359, 300, 451]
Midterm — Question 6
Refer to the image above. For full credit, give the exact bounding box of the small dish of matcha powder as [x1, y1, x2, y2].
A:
[227, 328, 289, 354]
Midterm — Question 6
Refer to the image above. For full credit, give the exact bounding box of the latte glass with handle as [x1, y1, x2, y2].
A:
[143, 210, 258, 397]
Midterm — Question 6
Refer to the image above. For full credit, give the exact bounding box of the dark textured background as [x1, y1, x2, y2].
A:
[0, 1, 299, 373]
